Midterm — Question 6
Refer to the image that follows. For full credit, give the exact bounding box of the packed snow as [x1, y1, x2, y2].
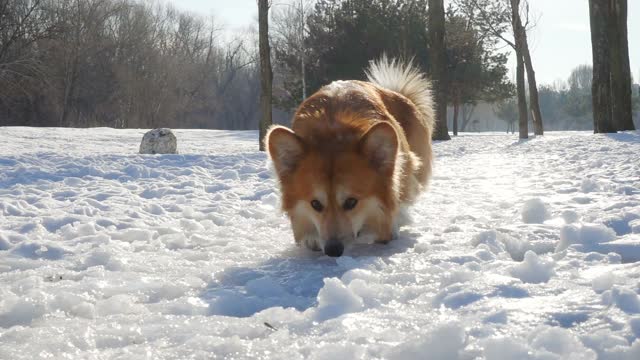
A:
[1, 127, 640, 359]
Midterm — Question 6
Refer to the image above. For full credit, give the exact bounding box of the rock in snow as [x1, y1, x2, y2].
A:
[139, 128, 177, 154]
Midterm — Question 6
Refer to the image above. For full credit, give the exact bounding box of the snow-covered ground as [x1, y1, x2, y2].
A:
[1, 127, 639, 359]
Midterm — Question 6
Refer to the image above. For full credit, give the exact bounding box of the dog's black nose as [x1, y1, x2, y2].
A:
[324, 241, 344, 257]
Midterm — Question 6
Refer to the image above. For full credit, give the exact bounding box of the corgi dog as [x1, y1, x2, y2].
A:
[267, 56, 434, 257]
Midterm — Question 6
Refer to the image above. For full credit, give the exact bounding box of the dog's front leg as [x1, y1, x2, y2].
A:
[374, 219, 395, 245]
[303, 236, 321, 251]
[293, 227, 321, 251]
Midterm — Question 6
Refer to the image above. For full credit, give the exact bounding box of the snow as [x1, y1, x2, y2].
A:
[603, 287, 640, 314]
[591, 271, 615, 293]
[529, 327, 598, 359]
[556, 223, 617, 252]
[1, 127, 640, 359]
[521, 198, 550, 224]
[313, 278, 364, 321]
[386, 321, 466, 360]
[509, 250, 555, 284]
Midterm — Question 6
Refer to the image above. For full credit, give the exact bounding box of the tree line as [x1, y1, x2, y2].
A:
[0, 0, 260, 129]
[259, 0, 637, 146]
[261, 0, 554, 141]
[1, 0, 516, 132]
[269, 0, 515, 138]
[494, 64, 639, 132]
[2, 0, 636, 137]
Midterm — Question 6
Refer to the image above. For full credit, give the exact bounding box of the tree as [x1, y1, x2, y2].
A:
[273, 0, 511, 136]
[258, 0, 273, 151]
[564, 65, 593, 120]
[510, 0, 528, 139]
[428, 0, 450, 140]
[494, 98, 517, 133]
[589, 0, 615, 132]
[634, 80, 640, 117]
[0, 0, 57, 125]
[511, 0, 543, 135]
[271, 0, 312, 111]
[456, 0, 543, 137]
[568, 64, 593, 91]
[0, 0, 261, 130]
[445, 7, 513, 135]
[274, 0, 430, 111]
[608, 0, 634, 131]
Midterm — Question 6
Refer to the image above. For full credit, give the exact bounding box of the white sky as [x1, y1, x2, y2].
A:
[170, 0, 640, 86]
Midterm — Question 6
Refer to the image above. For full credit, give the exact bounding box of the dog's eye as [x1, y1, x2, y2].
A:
[343, 197, 358, 211]
[310, 199, 324, 212]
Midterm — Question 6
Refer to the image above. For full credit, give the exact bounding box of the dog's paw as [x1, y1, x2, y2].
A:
[304, 237, 321, 251]
[375, 237, 393, 245]
[308, 244, 321, 251]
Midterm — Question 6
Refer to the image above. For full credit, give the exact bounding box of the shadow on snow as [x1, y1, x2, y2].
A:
[0, 151, 266, 188]
[199, 231, 419, 318]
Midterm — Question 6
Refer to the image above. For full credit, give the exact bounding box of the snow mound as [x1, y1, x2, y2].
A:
[603, 287, 640, 314]
[482, 337, 531, 360]
[521, 198, 550, 224]
[9, 241, 68, 260]
[471, 229, 532, 261]
[592, 272, 615, 293]
[562, 210, 580, 224]
[0, 298, 46, 328]
[529, 327, 597, 359]
[483, 327, 600, 360]
[313, 278, 364, 321]
[387, 322, 466, 360]
[510, 250, 555, 283]
[581, 178, 600, 193]
[556, 224, 617, 252]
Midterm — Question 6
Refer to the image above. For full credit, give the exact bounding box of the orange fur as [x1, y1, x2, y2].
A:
[267, 59, 434, 256]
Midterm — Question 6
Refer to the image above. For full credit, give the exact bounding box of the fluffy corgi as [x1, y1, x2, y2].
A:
[267, 56, 434, 257]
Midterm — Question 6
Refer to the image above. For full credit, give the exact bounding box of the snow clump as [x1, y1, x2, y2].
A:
[510, 250, 555, 283]
[521, 198, 549, 224]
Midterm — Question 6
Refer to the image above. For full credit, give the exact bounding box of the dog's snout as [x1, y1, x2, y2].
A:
[324, 240, 344, 257]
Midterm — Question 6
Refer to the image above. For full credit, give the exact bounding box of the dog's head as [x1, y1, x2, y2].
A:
[267, 122, 399, 257]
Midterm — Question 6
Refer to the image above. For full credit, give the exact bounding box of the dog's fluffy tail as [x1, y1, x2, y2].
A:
[365, 55, 435, 134]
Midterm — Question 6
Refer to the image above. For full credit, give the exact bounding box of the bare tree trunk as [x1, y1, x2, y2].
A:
[428, 0, 450, 140]
[300, 0, 306, 100]
[258, 0, 273, 151]
[515, 55, 528, 139]
[521, 38, 543, 135]
[453, 94, 459, 136]
[609, 0, 635, 130]
[508, 1, 543, 135]
[60, 54, 79, 127]
[465, 0, 541, 135]
[510, 0, 528, 139]
[589, 0, 616, 133]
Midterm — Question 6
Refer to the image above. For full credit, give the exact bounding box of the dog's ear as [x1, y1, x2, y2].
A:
[267, 126, 305, 177]
[360, 122, 398, 174]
